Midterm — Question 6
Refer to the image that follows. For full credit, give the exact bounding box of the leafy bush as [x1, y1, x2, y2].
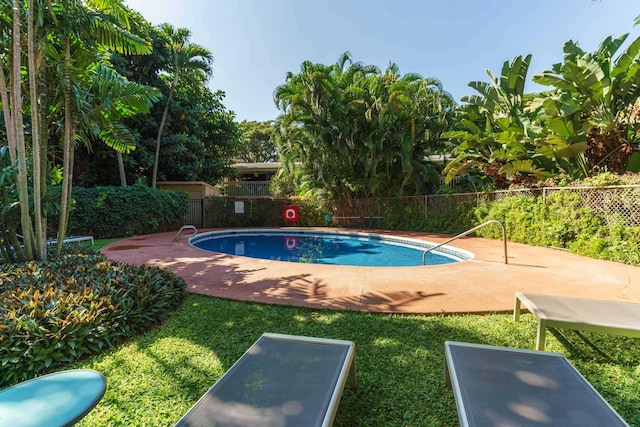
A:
[0, 248, 186, 386]
[474, 190, 640, 265]
[536, 172, 640, 188]
[206, 197, 330, 227]
[51, 183, 188, 238]
[378, 198, 477, 234]
[569, 216, 640, 265]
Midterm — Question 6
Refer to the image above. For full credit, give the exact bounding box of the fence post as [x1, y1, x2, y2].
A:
[424, 195, 428, 218]
[200, 199, 205, 228]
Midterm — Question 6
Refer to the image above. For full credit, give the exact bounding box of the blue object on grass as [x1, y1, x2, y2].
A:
[0, 369, 106, 427]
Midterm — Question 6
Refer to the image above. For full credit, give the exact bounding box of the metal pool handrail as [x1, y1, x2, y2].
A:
[422, 220, 508, 265]
[174, 225, 197, 242]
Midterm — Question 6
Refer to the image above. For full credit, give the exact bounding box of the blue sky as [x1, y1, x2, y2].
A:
[124, 0, 639, 122]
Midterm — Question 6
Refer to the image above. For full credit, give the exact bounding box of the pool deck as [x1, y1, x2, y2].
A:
[100, 228, 640, 314]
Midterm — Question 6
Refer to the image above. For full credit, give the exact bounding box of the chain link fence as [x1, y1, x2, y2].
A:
[542, 186, 640, 226]
[489, 185, 640, 226]
[330, 185, 640, 227]
[204, 185, 640, 228]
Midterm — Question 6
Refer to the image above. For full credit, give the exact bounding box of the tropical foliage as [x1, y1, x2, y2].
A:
[442, 55, 556, 188]
[274, 52, 455, 199]
[60, 185, 188, 238]
[532, 34, 640, 174]
[445, 23, 640, 188]
[474, 181, 640, 266]
[237, 120, 278, 163]
[150, 25, 214, 188]
[0, 0, 159, 262]
[0, 3, 240, 265]
[76, 19, 240, 187]
[0, 248, 186, 386]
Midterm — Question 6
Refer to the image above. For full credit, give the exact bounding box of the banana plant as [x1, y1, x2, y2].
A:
[521, 90, 589, 177]
[445, 55, 553, 187]
[532, 33, 640, 174]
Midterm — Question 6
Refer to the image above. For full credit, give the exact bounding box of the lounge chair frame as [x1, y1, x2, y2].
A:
[445, 341, 629, 426]
[514, 292, 640, 350]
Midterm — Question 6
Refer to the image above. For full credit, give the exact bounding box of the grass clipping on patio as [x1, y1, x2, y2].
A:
[73, 294, 640, 427]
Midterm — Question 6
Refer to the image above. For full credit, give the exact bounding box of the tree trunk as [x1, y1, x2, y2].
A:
[0, 186, 25, 262]
[28, 0, 46, 260]
[38, 65, 49, 252]
[56, 36, 74, 257]
[586, 126, 634, 174]
[151, 83, 175, 188]
[12, 0, 34, 260]
[0, 62, 16, 164]
[118, 152, 127, 187]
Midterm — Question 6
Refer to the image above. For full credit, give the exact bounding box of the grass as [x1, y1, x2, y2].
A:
[94, 238, 124, 250]
[83, 238, 640, 425]
[68, 293, 640, 427]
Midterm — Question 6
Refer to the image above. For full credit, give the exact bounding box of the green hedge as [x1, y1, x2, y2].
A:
[59, 184, 188, 238]
[376, 199, 477, 234]
[0, 248, 186, 387]
[474, 191, 640, 265]
[206, 197, 330, 228]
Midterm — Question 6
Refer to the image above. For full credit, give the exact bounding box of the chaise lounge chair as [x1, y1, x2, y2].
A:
[46, 235, 94, 246]
[514, 292, 640, 350]
[445, 341, 629, 426]
[15, 233, 94, 247]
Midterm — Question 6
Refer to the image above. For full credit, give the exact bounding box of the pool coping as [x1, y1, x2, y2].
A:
[190, 228, 474, 265]
[100, 228, 640, 314]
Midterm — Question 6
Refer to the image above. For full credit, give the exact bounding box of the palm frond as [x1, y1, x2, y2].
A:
[98, 122, 136, 153]
[93, 19, 151, 55]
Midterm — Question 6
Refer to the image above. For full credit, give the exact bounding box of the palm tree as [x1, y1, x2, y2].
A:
[0, 0, 154, 260]
[274, 52, 454, 199]
[151, 24, 213, 188]
[50, 0, 154, 257]
[367, 66, 454, 195]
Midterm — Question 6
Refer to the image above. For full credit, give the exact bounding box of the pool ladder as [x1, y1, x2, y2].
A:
[422, 220, 508, 265]
[174, 225, 197, 242]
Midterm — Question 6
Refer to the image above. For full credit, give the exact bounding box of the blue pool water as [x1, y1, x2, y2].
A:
[191, 230, 471, 267]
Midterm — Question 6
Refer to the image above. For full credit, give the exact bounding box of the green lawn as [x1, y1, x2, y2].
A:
[72, 293, 640, 427]
[94, 238, 124, 250]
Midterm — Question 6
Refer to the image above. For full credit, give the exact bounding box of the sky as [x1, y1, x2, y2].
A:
[123, 0, 639, 123]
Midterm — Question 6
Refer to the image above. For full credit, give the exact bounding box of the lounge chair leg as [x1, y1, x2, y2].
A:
[349, 358, 358, 389]
[514, 295, 522, 322]
[536, 320, 547, 351]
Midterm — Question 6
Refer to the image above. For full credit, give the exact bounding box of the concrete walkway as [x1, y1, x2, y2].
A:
[100, 228, 640, 314]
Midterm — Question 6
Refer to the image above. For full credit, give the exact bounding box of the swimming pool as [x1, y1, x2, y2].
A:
[190, 229, 473, 267]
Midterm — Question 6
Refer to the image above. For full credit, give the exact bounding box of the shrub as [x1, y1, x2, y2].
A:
[420, 200, 477, 234]
[0, 248, 186, 386]
[474, 190, 640, 265]
[52, 184, 188, 238]
[206, 196, 330, 227]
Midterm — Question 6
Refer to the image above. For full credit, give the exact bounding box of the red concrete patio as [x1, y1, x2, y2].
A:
[100, 228, 640, 314]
